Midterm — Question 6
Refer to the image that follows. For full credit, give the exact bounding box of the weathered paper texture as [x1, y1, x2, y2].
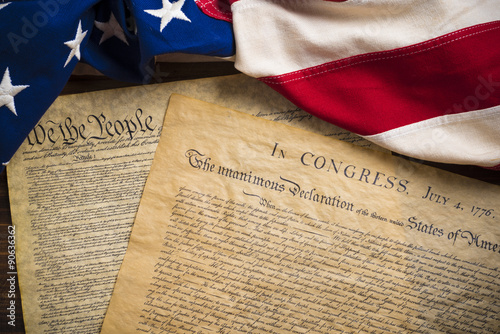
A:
[102, 95, 500, 333]
[7, 74, 379, 333]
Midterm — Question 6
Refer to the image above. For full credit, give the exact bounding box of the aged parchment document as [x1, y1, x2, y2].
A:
[7, 74, 379, 333]
[101, 95, 500, 333]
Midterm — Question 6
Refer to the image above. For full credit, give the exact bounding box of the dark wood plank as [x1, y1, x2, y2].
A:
[0, 169, 25, 333]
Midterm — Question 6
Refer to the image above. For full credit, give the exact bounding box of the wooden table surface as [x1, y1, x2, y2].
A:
[0, 66, 499, 333]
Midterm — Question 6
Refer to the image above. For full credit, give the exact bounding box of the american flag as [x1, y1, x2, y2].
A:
[1, 0, 499, 172]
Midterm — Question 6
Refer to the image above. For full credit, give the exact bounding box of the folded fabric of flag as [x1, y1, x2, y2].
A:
[1, 0, 499, 173]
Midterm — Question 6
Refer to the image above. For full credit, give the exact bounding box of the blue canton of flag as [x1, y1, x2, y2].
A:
[0, 0, 235, 172]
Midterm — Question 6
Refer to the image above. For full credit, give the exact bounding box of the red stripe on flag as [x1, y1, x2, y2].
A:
[196, 0, 233, 22]
[259, 21, 500, 136]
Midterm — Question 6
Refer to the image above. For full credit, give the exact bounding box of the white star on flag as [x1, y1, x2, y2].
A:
[0, 67, 29, 117]
[64, 20, 88, 67]
[95, 12, 129, 45]
[0, 3, 10, 10]
[144, 0, 191, 32]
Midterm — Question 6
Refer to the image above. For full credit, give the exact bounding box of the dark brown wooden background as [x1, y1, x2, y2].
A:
[0, 65, 498, 333]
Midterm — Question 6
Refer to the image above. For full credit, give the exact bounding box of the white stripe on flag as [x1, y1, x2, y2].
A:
[231, 0, 500, 77]
[364, 106, 500, 167]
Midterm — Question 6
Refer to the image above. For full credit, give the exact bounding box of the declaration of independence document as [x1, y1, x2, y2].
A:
[102, 95, 500, 333]
[7, 74, 380, 333]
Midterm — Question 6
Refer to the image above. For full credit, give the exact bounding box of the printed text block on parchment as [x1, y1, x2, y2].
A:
[101, 95, 500, 334]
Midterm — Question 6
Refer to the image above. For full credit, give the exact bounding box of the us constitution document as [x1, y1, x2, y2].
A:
[7, 74, 379, 333]
[101, 95, 500, 334]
